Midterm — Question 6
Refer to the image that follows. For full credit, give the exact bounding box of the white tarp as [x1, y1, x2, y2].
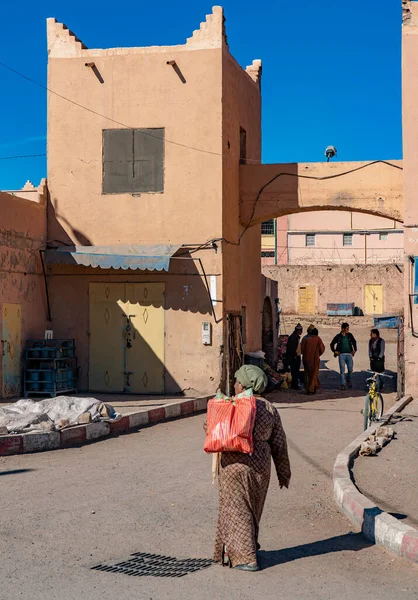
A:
[0, 397, 121, 434]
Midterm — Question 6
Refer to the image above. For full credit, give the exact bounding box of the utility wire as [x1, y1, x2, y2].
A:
[240, 160, 404, 240]
[0, 60, 260, 164]
[0, 153, 46, 160]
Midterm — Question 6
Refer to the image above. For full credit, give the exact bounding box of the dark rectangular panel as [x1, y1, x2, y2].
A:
[133, 128, 164, 193]
[103, 129, 134, 194]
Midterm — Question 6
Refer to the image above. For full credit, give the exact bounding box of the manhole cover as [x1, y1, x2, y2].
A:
[92, 552, 214, 578]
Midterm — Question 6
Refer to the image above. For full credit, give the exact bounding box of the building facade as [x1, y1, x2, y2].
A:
[44, 9, 269, 397]
[261, 209, 404, 316]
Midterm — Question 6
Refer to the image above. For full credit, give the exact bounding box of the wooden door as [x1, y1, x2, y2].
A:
[2, 303, 22, 398]
[365, 284, 383, 314]
[298, 286, 315, 314]
[126, 283, 165, 394]
[89, 283, 125, 392]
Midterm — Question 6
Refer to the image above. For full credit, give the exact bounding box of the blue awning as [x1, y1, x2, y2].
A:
[45, 244, 182, 271]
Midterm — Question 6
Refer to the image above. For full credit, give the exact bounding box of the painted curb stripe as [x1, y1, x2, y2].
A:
[0, 396, 210, 457]
[333, 395, 418, 563]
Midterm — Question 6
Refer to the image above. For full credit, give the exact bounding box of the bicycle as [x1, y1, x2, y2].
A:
[362, 371, 392, 430]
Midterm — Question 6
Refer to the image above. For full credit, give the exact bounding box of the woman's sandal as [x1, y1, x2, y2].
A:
[234, 562, 260, 572]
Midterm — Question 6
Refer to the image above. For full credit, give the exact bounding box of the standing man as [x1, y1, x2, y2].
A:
[330, 322, 357, 390]
[285, 324, 303, 390]
[369, 329, 385, 373]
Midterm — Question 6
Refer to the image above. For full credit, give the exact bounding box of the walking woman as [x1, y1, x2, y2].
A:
[301, 327, 325, 394]
[213, 365, 291, 571]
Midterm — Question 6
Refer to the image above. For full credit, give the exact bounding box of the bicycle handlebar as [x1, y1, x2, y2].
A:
[366, 370, 393, 378]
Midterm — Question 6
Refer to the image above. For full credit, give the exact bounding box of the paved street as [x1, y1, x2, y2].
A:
[1, 389, 418, 600]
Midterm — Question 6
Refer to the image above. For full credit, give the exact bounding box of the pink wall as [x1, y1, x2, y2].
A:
[287, 231, 403, 264]
[402, 3, 418, 396]
[221, 47, 262, 354]
[0, 184, 48, 397]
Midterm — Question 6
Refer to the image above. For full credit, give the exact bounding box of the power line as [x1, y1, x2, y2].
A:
[0, 153, 46, 161]
[240, 160, 404, 240]
[0, 60, 260, 164]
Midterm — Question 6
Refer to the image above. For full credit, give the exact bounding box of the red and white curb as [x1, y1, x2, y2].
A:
[333, 394, 418, 563]
[0, 397, 209, 457]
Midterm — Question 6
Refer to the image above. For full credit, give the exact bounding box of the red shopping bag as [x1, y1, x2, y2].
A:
[204, 394, 256, 454]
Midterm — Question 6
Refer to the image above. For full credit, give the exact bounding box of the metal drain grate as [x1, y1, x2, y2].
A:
[92, 552, 214, 578]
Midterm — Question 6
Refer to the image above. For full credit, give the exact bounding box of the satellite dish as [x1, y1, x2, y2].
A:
[325, 145, 337, 162]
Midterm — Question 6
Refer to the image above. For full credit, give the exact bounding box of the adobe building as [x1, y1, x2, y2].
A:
[261, 210, 404, 317]
[402, 0, 418, 396]
[43, 8, 275, 397]
[0, 182, 48, 398]
[2, 4, 417, 400]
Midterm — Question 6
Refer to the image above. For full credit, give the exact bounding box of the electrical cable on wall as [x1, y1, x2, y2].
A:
[0, 60, 260, 164]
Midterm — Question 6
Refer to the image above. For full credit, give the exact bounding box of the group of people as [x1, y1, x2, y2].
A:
[285, 322, 386, 392]
[285, 324, 325, 394]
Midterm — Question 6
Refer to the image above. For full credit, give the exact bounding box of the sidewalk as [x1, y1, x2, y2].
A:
[333, 395, 418, 564]
[0, 394, 210, 456]
[354, 399, 418, 530]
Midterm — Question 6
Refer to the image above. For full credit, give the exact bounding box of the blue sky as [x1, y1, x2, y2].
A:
[0, 0, 402, 189]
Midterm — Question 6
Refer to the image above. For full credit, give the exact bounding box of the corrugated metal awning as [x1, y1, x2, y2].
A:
[45, 244, 182, 271]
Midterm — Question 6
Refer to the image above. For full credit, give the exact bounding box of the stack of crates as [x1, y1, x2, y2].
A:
[23, 339, 77, 398]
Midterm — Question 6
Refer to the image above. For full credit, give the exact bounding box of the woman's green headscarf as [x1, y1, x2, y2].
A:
[235, 365, 268, 394]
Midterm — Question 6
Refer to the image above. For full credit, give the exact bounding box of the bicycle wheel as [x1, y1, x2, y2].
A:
[364, 395, 372, 430]
[375, 393, 384, 421]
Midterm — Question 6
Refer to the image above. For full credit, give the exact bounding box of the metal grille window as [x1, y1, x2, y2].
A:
[343, 233, 353, 246]
[306, 234, 316, 247]
[103, 128, 165, 194]
[261, 220, 275, 235]
[379, 233, 388, 241]
[261, 251, 275, 257]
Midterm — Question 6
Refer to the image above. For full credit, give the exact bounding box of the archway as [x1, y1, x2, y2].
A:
[240, 160, 403, 227]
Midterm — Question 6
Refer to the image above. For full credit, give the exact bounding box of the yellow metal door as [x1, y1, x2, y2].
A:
[126, 283, 165, 394]
[298, 286, 315, 314]
[89, 283, 126, 392]
[2, 303, 22, 398]
[365, 284, 383, 314]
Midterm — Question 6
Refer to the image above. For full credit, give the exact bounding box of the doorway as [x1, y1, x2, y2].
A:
[262, 298, 274, 367]
[298, 286, 315, 314]
[2, 303, 22, 398]
[364, 284, 383, 314]
[89, 283, 165, 394]
[225, 313, 243, 396]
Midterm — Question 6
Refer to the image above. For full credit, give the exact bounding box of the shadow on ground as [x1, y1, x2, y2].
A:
[0, 469, 34, 476]
[258, 532, 373, 569]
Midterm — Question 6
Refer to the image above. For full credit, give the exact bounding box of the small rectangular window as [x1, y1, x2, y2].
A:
[379, 233, 388, 241]
[240, 127, 247, 165]
[261, 251, 275, 257]
[343, 233, 353, 246]
[306, 234, 316, 247]
[261, 220, 275, 235]
[103, 128, 165, 194]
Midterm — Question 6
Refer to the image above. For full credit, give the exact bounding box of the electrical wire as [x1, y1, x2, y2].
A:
[240, 160, 404, 240]
[0, 60, 260, 164]
[0, 153, 46, 161]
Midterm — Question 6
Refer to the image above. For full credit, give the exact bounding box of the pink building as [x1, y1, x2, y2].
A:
[262, 212, 403, 266]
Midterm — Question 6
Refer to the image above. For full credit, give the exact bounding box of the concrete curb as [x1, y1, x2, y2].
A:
[333, 394, 418, 563]
[0, 396, 210, 457]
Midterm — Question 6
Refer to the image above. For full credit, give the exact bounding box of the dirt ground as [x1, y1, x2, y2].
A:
[1, 389, 417, 600]
[354, 398, 418, 529]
